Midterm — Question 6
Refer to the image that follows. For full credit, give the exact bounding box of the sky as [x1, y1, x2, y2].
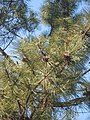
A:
[30, 0, 50, 36]
[30, 0, 90, 120]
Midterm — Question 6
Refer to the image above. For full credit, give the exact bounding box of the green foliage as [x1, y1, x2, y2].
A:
[0, 0, 39, 48]
[41, 0, 79, 26]
[0, 0, 90, 120]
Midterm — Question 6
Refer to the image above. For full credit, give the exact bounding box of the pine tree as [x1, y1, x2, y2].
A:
[0, 0, 38, 52]
[0, 0, 90, 120]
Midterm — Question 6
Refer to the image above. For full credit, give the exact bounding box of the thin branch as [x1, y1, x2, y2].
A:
[74, 111, 90, 113]
[19, 90, 34, 120]
[11, 31, 23, 39]
[4, 23, 23, 39]
[29, 107, 36, 120]
[34, 67, 54, 91]
[48, 25, 54, 37]
[35, 62, 66, 88]
[65, 67, 90, 83]
[0, 47, 15, 64]
[22, 53, 35, 75]
[79, 68, 90, 78]
[25, 92, 31, 105]
[4, 63, 11, 81]
[82, 26, 90, 39]
[0, 47, 9, 58]
[3, 39, 13, 50]
[51, 97, 89, 107]
[17, 100, 23, 114]
[29, 95, 49, 120]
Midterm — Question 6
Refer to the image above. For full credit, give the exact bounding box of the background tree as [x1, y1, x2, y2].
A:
[0, 0, 90, 120]
[0, 0, 38, 59]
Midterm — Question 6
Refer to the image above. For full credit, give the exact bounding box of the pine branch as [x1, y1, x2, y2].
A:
[75, 68, 90, 82]
[0, 47, 15, 64]
[51, 97, 89, 107]
[79, 68, 90, 77]
[0, 47, 9, 58]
